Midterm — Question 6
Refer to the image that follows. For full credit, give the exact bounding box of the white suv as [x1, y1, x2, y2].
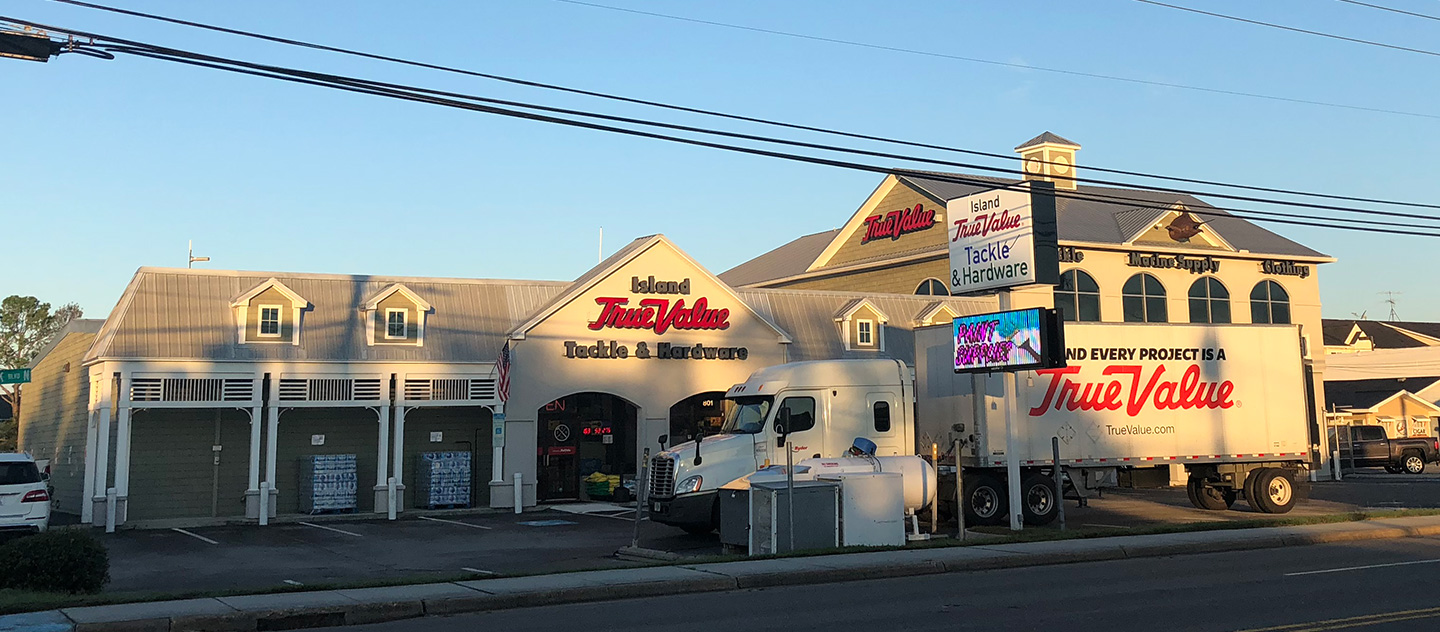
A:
[0, 453, 50, 533]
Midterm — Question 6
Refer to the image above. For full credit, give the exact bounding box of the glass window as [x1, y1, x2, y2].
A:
[0, 462, 41, 485]
[1250, 280, 1291, 324]
[720, 396, 772, 434]
[857, 319, 874, 346]
[1122, 273, 1168, 323]
[915, 278, 950, 296]
[258, 306, 281, 336]
[873, 401, 891, 432]
[1188, 277, 1231, 324]
[386, 309, 408, 338]
[1054, 269, 1101, 322]
[776, 396, 816, 433]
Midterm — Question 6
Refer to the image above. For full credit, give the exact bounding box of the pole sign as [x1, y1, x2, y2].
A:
[0, 369, 30, 385]
[946, 182, 1060, 294]
[952, 308, 1066, 374]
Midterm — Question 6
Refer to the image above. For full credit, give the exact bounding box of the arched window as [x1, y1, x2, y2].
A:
[1188, 277, 1231, 324]
[1054, 269, 1101, 322]
[1122, 273, 1168, 323]
[1251, 280, 1291, 324]
[915, 278, 949, 296]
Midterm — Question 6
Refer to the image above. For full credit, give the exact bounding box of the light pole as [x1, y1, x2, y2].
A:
[188, 240, 210, 268]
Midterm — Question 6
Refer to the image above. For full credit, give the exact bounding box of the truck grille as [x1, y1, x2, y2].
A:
[648, 455, 675, 499]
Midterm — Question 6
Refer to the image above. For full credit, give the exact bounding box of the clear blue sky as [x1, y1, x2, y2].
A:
[4, 0, 1437, 321]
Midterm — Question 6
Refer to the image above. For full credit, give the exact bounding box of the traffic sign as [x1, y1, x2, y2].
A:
[0, 368, 30, 385]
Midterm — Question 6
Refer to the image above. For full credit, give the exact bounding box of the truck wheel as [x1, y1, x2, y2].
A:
[1247, 468, 1296, 514]
[1186, 476, 1230, 511]
[1020, 472, 1059, 526]
[1403, 452, 1427, 474]
[964, 474, 1008, 526]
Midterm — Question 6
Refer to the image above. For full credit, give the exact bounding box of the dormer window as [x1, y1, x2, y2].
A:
[258, 306, 282, 337]
[230, 278, 309, 346]
[365, 283, 432, 347]
[386, 309, 408, 339]
[835, 298, 889, 352]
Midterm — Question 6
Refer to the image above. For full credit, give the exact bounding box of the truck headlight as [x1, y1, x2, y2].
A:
[675, 476, 703, 495]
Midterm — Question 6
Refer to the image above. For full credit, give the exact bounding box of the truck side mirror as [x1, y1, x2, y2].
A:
[658, 434, 668, 450]
[775, 408, 790, 448]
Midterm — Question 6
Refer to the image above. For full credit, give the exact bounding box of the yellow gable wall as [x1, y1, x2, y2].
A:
[374, 292, 421, 343]
[823, 181, 947, 269]
[245, 287, 295, 342]
[502, 240, 790, 485]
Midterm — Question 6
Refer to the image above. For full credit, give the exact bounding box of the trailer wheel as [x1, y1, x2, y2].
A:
[964, 474, 1008, 526]
[1186, 476, 1229, 511]
[1020, 472, 1059, 526]
[1402, 452, 1427, 475]
[1247, 468, 1296, 514]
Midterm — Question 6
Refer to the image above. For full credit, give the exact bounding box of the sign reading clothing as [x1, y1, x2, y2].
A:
[946, 185, 1059, 294]
[953, 308, 1065, 374]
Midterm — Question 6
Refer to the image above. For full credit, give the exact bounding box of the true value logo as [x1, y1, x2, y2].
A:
[861, 203, 937, 244]
[564, 276, 748, 361]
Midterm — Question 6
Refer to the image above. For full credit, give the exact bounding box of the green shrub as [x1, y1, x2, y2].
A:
[0, 530, 110, 594]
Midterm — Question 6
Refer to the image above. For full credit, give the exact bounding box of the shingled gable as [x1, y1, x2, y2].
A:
[507, 234, 793, 344]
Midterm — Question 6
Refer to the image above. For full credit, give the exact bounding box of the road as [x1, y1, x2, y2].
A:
[355, 536, 1440, 632]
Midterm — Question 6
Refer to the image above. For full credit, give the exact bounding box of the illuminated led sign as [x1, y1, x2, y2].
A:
[953, 307, 1066, 373]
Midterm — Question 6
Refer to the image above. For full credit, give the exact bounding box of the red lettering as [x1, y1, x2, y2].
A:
[589, 296, 731, 334]
[861, 204, 936, 244]
[1030, 364, 1234, 418]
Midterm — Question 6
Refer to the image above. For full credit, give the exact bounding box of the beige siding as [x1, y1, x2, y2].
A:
[848, 305, 883, 349]
[401, 407, 493, 508]
[245, 288, 295, 343]
[17, 332, 95, 516]
[127, 409, 251, 520]
[374, 293, 420, 344]
[276, 409, 380, 514]
[824, 183, 946, 269]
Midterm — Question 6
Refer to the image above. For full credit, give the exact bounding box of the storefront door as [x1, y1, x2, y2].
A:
[536, 393, 638, 502]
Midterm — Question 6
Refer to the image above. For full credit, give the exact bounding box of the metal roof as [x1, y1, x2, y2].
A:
[1324, 376, 1440, 410]
[1016, 131, 1081, 150]
[718, 229, 839, 287]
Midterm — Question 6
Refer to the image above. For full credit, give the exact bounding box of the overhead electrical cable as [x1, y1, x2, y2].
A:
[12, 15, 1440, 239]
[1338, 0, 1440, 22]
[41, 0, 1440, 216]
[1134, 0, 1440, 58]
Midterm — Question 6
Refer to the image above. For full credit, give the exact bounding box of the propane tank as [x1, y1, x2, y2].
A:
[795, 454, 937, 511]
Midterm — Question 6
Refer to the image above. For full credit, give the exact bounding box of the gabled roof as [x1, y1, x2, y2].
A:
[1016, 131, 1080, 150]
[508, 234, 793, 344]
[718, 229, 839, 287]
[364, 283, 433, 311]
[915, 301, 960, 326]
[27, 319, 103, 370]
[1323, 319, 1435, 350]
[833, 298, 889, 323]
[230, 278, 308, 308]
[1324, 376, 1440, 410]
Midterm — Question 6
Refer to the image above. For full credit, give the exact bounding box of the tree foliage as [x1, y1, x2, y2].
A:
[0, 295, 82, 429]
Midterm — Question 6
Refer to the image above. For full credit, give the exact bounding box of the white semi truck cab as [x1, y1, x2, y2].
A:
[647, 359, 914, 533]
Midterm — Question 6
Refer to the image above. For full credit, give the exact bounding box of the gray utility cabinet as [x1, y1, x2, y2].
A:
[748, 480, 839, 555]
[719, 486, 751, 550]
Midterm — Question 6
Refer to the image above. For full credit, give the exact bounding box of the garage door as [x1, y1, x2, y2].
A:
[128, 409, 251, 521]
[276, 409, 380, 515]
[402, 407, 493, 509]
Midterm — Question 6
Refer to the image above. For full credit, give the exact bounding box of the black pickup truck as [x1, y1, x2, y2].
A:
[1343, 425, 1439, 474]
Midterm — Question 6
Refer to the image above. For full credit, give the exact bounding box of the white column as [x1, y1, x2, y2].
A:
[374, 405, 390, 513]
[490, 404, 504, 484]
[245, 404, 262, 519]
[264, 405, 279, 518]
[114, 406, 133, 525]
[391, 406, 407, 488]
[81, 408, 99, 525]
[92, 404, 111, 526]
[999, 291, 1023, 531]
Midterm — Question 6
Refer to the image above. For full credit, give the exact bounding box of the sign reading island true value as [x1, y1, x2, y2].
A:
[0, 368, 30, 385]
[946, 183, 1060, 294]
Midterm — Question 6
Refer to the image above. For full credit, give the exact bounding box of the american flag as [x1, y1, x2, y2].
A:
[495, 341, 511, 403]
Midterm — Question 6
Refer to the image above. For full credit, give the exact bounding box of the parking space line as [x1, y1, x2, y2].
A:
[418, 515, 494, 530]
[297, 521, 363, 537]
[461, 567, 496, 575]
[171, 528, 219, 545]
[1284, 558, 1440, 576]
[283, 580, 304, 586]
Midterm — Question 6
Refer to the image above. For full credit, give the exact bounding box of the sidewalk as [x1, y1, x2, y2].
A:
[8, 515, 1440, 632]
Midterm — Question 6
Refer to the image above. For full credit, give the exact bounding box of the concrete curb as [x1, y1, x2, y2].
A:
[9, 515, 1440, 632]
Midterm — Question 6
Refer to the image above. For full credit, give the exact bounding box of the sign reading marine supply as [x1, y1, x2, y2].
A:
[946, 185, 1059, 294]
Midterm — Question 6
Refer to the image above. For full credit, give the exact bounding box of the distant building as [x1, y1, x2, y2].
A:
[1323, 376, 1440, 439]
[1323, 319, 1440, 354]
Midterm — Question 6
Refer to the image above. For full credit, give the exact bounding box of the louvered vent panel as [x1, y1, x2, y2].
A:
[162, 379, 223, 402]
[353, 379, 382, 401]
[404, 379, 432, 401]
[130, 378, 162, 402]
[278, 379, 308, 401]
[222, 379, 254, 402]
[468, 379, 497, 400]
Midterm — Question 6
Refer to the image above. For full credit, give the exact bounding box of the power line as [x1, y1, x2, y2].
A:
[45, 0, 1440, 213]
[13, 15, 1440, 240]
[1338, 0, 1440, 22]
[1135, 0, 1440, 58]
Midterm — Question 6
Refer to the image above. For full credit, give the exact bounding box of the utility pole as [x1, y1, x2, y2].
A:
[188, 240, 210, 268]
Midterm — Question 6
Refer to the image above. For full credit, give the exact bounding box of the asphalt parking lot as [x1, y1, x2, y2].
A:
[91, 469, 1440, 596]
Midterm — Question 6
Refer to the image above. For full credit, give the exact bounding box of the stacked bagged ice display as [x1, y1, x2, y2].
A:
[415, 451, 472, 509]
[299, 454, 358, 514]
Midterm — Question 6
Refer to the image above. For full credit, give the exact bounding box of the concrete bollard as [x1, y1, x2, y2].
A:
[258, 482, 269, 526]
[387, 477, 397, 521]
[513, 472, 523, 514]
[105, 487, 117, 533]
